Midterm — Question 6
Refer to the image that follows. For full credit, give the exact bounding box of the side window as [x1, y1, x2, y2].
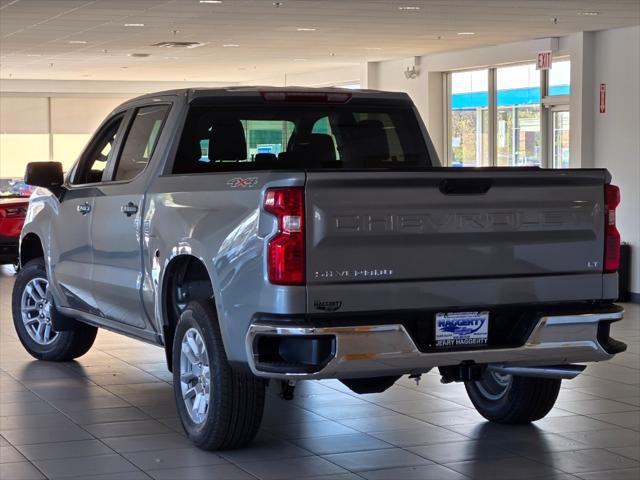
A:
[72, 114, 124, 185]
[113, 105, 170, 182]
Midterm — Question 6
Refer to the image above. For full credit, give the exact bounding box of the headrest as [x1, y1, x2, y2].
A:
[352, 119, 389, 165]
[208, 119, 247, 161]
[308, 133, 337, 163]
[254, 153, 277, 167]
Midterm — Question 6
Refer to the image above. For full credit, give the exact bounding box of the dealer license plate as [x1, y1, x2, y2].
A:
[435, 311, 489, 347]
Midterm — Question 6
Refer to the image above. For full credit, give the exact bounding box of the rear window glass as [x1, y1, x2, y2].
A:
[172, 103, 430, 173]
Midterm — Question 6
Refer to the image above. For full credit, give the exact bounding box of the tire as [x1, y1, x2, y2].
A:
[12, 258, 97, 361]
[172, 299, 266, 450]
[465, 369, 561, 424]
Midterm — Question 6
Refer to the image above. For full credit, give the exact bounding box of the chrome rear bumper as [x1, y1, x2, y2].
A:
[245, 309, 625, 380]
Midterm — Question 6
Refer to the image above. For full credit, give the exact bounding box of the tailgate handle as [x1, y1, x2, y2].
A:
[439, 179, 492, 195]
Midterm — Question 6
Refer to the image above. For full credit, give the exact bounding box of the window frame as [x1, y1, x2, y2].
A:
[68, 111, 130, 187]
[106, 103, 172, 183]
[445, 57, 570, 169]
[170, 102, 432, 174]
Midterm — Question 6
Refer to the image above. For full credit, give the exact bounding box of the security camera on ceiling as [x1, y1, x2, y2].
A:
[403, 56, 421, 79]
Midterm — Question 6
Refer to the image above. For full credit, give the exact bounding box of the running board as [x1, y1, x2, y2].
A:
[487, 364, 585, 380]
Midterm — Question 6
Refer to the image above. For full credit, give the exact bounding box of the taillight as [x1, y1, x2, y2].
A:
[264, 187, 305, 285]
[604, 184, 621, 273]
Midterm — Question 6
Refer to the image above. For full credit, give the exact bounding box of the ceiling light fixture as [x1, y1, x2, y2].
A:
[457, 32, 475, 35]
[124, 23, 144, 27]
[293, 58, 308, 61]
[223, 44, 239, 47]
[273, 1, 283, 6]
[578, 11, 600, 16]
[69, 40, 87, 44]
[199, 0, 222, 3]
[296, 27, 316, 31]
[152, 41, 204, 48]
[398, 6, 420, 10]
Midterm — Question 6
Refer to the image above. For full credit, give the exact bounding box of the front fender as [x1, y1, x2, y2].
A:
[20, 189, 64, 305]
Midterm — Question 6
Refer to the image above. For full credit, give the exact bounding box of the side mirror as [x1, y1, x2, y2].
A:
[24, 162, 64, 192]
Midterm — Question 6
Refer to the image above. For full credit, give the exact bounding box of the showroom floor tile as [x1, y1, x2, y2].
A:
[1, 265, 639, 479]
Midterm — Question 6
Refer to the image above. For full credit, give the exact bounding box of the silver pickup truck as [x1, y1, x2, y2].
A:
[13, 87, 625, 450]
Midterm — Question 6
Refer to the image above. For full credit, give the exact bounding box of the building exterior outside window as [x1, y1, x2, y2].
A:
[447, 59, 571, 168]
[449, 69, 489, 167]
[496, 63, 541, 167]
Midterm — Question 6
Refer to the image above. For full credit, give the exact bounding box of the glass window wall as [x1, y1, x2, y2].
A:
[449, 69, 490, 167]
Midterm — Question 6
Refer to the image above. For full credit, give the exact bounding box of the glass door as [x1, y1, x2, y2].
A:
[551, 107, 570, 168]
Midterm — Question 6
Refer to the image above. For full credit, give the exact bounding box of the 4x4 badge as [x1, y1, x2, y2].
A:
[227, 177, 258, 188]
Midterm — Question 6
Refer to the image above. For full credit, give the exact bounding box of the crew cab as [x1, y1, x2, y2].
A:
[13, 87, 625, 450]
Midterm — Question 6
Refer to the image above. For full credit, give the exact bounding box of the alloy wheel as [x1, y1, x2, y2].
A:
[475, 368, 513, 401]
[179, 327, 211, 424]
[20, 277, 58, 345]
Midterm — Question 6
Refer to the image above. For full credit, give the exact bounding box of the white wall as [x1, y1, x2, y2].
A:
[592, 26, 640, 296]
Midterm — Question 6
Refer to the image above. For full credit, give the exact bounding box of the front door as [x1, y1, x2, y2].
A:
[51, 113, 125, 313]
[90, 104, 170, 329]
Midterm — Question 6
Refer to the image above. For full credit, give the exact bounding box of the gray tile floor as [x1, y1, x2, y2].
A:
[1, 265, 638, 480]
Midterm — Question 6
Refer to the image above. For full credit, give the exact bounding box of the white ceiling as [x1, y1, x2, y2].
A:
[1, 0, 639, 82]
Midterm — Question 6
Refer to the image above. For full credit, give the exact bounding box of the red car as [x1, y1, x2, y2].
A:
[0, 197, 29, 266]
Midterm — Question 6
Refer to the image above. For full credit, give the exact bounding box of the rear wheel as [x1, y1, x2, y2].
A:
[172, 300, 266, 450]
[465, 369, 561, 423]
[12, 258, 97, 361]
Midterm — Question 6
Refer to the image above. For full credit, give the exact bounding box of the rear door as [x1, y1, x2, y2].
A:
[89, 103, 171, 328]
[305, 169, 607, 312]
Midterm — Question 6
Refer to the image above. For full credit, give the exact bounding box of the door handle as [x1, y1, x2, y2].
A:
[121, 202, 139, 217]
[76, 202, 91, 215]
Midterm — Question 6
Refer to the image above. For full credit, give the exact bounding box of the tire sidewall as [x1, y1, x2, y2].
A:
[11, 258, 70, 359]
[465, 374, 561, 423]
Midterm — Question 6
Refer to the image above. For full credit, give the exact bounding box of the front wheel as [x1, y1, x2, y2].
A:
[11, 258, 97, 361]
[172, 300, 266, 450]
[465, 369, 561, 424]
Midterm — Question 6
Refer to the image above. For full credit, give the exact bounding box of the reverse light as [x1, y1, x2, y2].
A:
[264, 188, 305, 285]
[604, 184, 621, 273]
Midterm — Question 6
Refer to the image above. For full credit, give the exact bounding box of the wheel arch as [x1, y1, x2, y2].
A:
[20, 232, 45, 267]
[161, 254, 215, 371]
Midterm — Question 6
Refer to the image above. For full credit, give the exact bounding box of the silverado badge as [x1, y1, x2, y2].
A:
[314, 300, 343, 312]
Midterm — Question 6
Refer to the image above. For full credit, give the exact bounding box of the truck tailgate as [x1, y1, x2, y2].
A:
[305, 169, 608, 313]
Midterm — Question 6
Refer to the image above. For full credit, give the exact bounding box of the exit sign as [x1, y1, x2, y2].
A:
[536, 51, 553, 70]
